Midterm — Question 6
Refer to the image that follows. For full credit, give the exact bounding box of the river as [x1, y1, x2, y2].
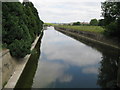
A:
[32, 26, 120, 88]
[15, 26, 120, 88]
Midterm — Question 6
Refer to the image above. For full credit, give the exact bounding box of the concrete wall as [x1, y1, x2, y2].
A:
[2, 49, 17, 87]
[54, 26, 120, 50]
[1, 35, 42, 88]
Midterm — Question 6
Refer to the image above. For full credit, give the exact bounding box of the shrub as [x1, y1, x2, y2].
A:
[104, 22, 118, 36]
[9, 40, 31, 58]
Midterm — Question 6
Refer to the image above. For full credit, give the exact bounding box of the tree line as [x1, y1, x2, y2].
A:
[72, 19, 104, 26]
[2, 1, 44, 58]
[68, 2, 120, 39]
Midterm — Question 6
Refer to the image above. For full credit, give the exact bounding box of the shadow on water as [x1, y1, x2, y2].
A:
[56, 30, 120, 88]
[14, 32, 44, 88]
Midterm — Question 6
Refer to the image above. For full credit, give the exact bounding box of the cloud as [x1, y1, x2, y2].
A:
[41, 29, 102, 67]
[32, 28, 102, 88]
[28, 0, 105, 23]
[32, 61, 70, 88]
[82, 67, 99, 74]
[59, 74, 73, 83]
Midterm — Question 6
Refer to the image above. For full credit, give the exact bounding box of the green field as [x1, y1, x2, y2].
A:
[45, 23, 56, 26]
[56, 25, 104, 33]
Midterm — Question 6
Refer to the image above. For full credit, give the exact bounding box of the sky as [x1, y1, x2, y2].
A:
[19, 0, 106, 23]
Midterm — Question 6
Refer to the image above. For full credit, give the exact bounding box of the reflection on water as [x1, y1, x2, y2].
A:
[57, 29, 120, 88]
[32, 27, 105, 88]
[97, 52, 119, 88]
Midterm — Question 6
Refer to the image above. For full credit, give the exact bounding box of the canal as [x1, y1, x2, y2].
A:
[15, 26, 120, 88]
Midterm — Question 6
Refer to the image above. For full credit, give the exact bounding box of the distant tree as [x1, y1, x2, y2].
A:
[73, 22, 81, 26]
[98, 19, 105, 26]
[102, 2, 120, 38]
[90, 19, 98, 26]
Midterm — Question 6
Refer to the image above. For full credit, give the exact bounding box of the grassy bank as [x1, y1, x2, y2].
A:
[56, 25, 104, 33]
[45, 23, 56, 26]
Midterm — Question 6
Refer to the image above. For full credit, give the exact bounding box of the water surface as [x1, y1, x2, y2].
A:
[32, 27, 107, 88]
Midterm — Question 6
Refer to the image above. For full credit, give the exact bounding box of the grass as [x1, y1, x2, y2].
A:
[45, 23, 56, 26]
[56, 25, 105, 33]
[0, 43, 8, 51]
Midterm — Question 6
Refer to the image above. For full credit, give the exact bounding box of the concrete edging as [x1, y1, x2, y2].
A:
[54, 27, 120, 50]
[4, 33, 42, 89]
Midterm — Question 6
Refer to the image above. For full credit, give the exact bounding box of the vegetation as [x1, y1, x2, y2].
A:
[56, 2, 120, 40]
[73, 22, 81, 26]
[44, 23, 56, 26]
[102, 2, 120, 38]
[56, 25, 104, 33]
[98, 19, 105, 26]
[15, 32, 43, 88]
[2, 1, 43, 58]
[90, 19, 99, 26]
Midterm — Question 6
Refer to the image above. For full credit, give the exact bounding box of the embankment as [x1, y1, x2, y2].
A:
[54, 26, 120, 50]
[15, 31, 43, 88]
[2, 31, 43, 89]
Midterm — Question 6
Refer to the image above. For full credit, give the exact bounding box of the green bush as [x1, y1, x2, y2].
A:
[104, 22, 117, 36]
[2, 2, 43, 58]
[90, 19, 98, 26]
[9, 40, 31, 58]
[73, 22, 81, 26]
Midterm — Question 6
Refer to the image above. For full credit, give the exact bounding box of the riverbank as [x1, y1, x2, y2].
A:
[54, 26, 120, 50]
[15, 32, 43, 88]
[2, 31, 43, 89]
[55, 25, 104, 33]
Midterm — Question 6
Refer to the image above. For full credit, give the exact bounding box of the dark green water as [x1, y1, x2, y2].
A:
[15, 26, 120, 88]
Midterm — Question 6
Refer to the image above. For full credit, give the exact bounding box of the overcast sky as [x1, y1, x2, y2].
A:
[19, 0, 106, 23]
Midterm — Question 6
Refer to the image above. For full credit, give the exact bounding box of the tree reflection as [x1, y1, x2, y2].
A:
[97, 51, 120, 88]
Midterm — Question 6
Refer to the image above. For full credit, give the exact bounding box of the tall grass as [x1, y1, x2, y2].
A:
[56, 25, 104, 33]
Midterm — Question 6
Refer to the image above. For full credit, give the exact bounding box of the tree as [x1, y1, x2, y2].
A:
[101, 2, 120, 38]
[9, 40, 31, 58]
[23, 1, 43, 38]
[98, 19, 105, 26]
[90, 19, 98, 26]
[73, 22, 81, 26]
[2, 2, 43, 58]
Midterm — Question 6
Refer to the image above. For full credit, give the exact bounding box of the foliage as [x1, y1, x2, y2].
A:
[44, 23, 56, 26]
[73, 22, 81, 26]
[102, 2, 120, 38]
[2, 2, 43, 58]
[98, 19, 105, 26]
[90, 19, 99, 26]
[9, 40, 31, 58]
[15, 33, 43, 88]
